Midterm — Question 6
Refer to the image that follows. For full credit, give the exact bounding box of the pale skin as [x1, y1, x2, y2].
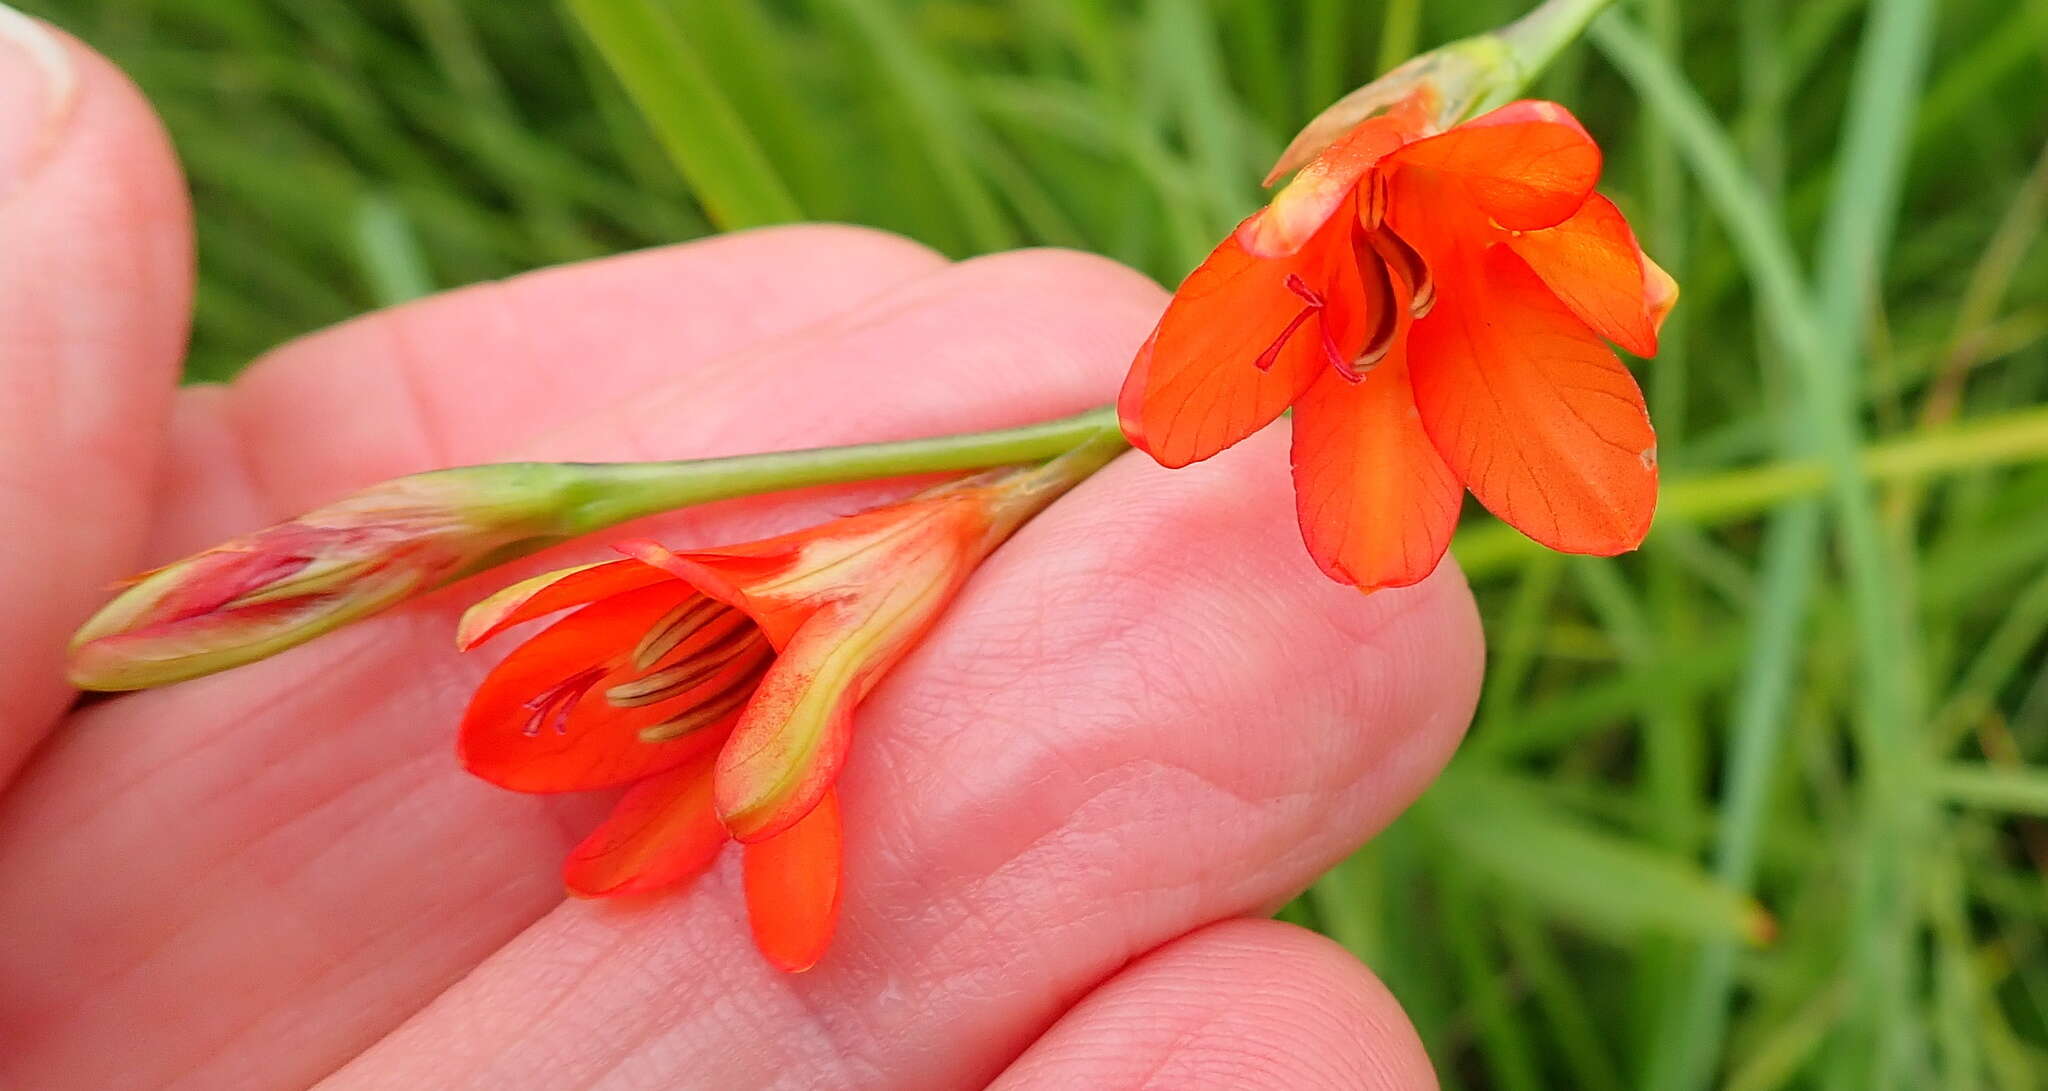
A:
[0, 23, 1484, 1090]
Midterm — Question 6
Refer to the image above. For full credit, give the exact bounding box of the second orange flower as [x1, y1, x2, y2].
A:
[453, 447, 1114, 972]
[1119, 91, 1676, 592]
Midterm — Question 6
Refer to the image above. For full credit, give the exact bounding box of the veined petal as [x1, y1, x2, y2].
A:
[1505, 193, 1663, 357]
[564, 753, 727, 897]
[714, 560, 956, 842]
[457, 558, 673, 650]
[1386, 100, 1600, 231]
[618, 538, 812, 649]
[1291, 355, 1464, 591]
[1409, 245, 1657, 555]
[743, 788, 842, 973]
[460, 582, 738, 793]
[1119, 201, 1369, 469]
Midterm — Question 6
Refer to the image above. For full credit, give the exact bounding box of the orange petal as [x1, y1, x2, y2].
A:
[1120, 204, 1369, 469]
[1115, 330, 1162, 459]
[460, 583, 735, 793]
[1644, 253, 1680, 336]
[743, 788, 842, 973]
[712, 606, 867, 842]
[1505, 193, 1662, 357]
[1409, 246, 1657, 555]
[457, 559, 673, 650]
[563, 753, 728, 897]
[1386, 100, 1600, 231]
[1291, 355, 1465, 591]
[615, 538, 809, 649]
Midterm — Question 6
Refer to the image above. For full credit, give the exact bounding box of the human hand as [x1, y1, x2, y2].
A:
[0, 22, 1481, 1089]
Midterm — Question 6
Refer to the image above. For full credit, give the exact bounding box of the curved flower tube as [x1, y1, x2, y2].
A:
[1118, 90, 1676, 592]
[456, 440, 1119, 971]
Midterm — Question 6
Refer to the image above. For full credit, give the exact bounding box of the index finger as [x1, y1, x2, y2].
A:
[0, 15, 190, 778]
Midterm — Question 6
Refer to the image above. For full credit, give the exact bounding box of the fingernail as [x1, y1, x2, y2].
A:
[0, 4, 76, 198]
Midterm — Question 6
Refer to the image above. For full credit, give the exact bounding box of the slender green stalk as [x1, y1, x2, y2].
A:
[556, 407, 1123, 533]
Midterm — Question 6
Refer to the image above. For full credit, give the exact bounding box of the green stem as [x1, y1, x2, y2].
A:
[552, 406, 1122, 536]
[1493, 0, 1625, 101]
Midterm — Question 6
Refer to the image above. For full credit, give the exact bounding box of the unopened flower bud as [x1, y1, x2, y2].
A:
[69, 465, 577, 690]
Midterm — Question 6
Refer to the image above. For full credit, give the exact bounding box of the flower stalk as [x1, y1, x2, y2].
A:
[1488, 0, 1629, 110]
[70, 409, 1125, 690]
[551, 407, 1122, 536]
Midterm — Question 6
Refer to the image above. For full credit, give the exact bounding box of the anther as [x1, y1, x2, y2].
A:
[606, 628, 770, 708]
[1367, 229, 1435, 318]
[631, 595, 726, 671]
[1362, 172, 1390, 231]
[636, 663, 768, 742]
[1341, 238, 1399, 383]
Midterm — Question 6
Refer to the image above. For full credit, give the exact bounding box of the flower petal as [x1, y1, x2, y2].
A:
[1291, 356, 1464, 591]
[563, 753, 727, 897]
[1644, 253, 1680, 335]
[616, 538, 808, 648]
[713, 519, 969, 840]
[1386, 100, 1600, 231]
[1119, 204, 1369, 469]
[456, 559, 673, 650]
[1246, 111, 1417, 255]
[743, 788, 842, 973]
[1505, 193, 1663, 357]
[1409, 245, 1657, 555]
[711, 603, 871, 842]
[460, 583, 737, 792]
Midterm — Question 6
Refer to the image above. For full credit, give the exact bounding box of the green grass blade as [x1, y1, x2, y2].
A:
[1424, 769, 1771, 944]
[563, 0, 803, 229]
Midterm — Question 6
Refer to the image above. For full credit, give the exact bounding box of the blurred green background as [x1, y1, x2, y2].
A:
[25, 0, 2048, 1086]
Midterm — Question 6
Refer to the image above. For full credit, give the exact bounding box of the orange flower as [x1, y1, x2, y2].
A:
[1118, 92, 1676, 592]
[456, 458, 1100, 971]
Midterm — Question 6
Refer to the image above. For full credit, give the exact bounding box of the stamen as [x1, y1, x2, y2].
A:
[520, 666, 606, 737]
[631, 595, 727, 671]
[1254, 274, 1349, 374]
[1341, 232, 1399, 383]
[605, 628, 771, 708]
[1361, 172, 1390, 231]
[636, 671, 763, 743]
[1368, 229, 1435, 318]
